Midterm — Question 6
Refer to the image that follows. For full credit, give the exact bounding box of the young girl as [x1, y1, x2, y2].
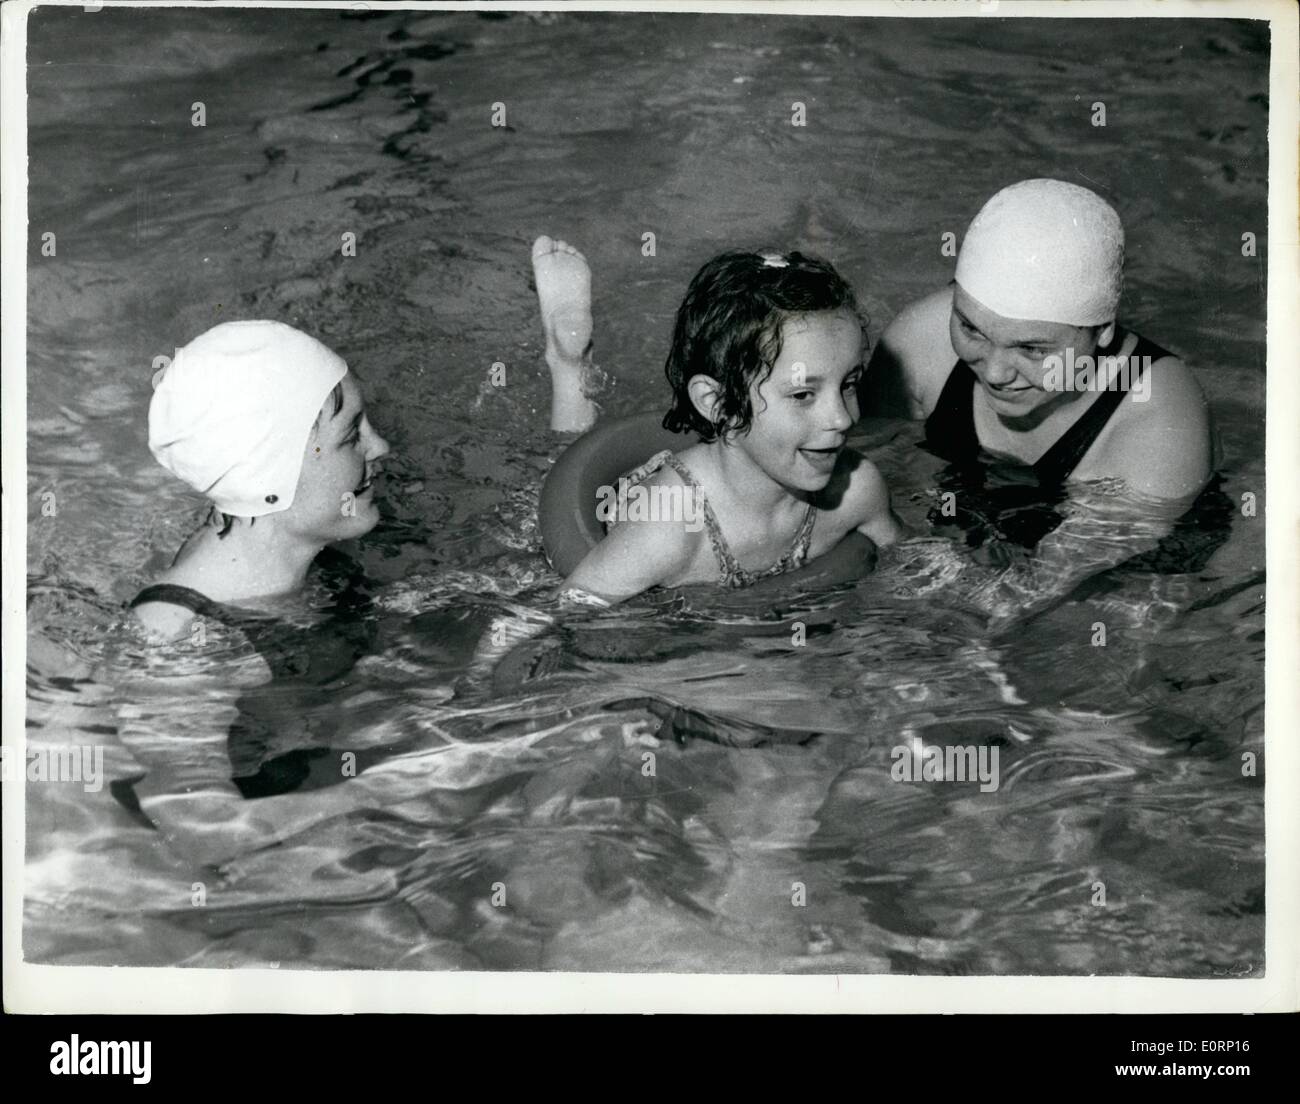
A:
[533, 238, 904, 606]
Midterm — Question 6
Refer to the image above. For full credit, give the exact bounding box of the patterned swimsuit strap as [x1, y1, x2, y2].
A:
[659, 453, 817, 588]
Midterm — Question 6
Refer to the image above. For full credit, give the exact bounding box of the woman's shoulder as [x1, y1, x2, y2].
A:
[886, 283, 955, 338]
[1095, 331, 1212, 497]
[128, 566, 241, 643]
[1110, 329, 1206, 427]
[876, 285, 959, 415]
[130, 599, 198, 643]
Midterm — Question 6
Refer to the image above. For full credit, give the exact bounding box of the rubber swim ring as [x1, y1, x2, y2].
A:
[539, 410, 876, 593]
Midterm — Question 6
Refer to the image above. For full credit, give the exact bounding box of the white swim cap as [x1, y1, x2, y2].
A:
[954, 179, 1124, 327]
[149, 320, 348, 517]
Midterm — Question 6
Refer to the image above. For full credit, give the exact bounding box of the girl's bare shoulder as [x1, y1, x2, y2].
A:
[815, 448, 889, 518]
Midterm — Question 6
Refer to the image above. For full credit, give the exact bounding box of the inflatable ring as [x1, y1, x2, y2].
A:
[539, 410, 877, 595]
[539, 411, 684, 577]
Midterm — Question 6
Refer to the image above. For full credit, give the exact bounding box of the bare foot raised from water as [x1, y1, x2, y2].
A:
[532, 235, 597, 432]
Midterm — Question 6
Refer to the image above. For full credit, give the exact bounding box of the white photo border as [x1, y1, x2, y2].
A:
[3, 0, 1296, 1015]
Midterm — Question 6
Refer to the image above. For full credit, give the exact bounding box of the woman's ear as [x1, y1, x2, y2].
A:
[687, 374, 723, 426]
[1096, 321, 1117, 349]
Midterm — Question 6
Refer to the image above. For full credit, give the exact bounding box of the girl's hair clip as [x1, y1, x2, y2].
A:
[759, 252, 789, 268]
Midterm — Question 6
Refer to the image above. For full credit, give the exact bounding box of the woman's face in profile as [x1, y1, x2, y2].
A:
[284, 374, 390, 543]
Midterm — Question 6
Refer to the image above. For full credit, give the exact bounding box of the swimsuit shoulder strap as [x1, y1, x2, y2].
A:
[655, 452, 745, 584]
[661, 454, 818, 588]
[128, 583, 234, 623]
[616, 448, 673, 489]
[1130, 332, 1174, 363]
[1033, 329, 1153, 484]
[781, 503, 819, 571]
[923, 359, 982, 461]
[128, 581, 334, 684]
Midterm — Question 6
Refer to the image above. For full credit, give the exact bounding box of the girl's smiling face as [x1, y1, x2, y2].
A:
[284, 373, 390, 543]
[950, 284, 1110, 416]
[737, 310, 863, 491]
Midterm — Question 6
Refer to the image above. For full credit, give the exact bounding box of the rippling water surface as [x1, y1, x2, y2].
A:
[23, 8, 1266, 974]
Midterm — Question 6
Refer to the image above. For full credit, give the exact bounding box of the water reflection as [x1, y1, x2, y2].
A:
[23, 8, 1266, 975]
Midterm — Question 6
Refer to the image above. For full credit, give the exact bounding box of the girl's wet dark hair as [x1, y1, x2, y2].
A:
[662, 249, 867, 442]
[212, 381, 346, 539]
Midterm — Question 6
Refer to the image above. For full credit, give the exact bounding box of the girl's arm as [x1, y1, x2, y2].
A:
[562, 509, 698, 605]
[463, 513, 697, 684]
[847, 454, 908, 548]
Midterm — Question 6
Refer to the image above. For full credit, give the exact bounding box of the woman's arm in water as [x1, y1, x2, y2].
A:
[885, 355, 1214, 630]
[111, 650, 411, 868]
[971, 367, 1213, 628]
[888, 483, 1197, 633]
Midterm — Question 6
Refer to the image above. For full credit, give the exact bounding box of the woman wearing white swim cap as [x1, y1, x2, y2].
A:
[132, 319, 390, 640]
[111, 320, 408, 866]
[861, 179, 1217, 624]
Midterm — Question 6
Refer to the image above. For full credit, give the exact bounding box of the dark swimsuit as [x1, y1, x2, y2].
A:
[920, 329, 1231, 571]
[115, 549, 385, 815]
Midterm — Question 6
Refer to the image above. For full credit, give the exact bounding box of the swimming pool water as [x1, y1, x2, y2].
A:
[23, 8, 1267, 974]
